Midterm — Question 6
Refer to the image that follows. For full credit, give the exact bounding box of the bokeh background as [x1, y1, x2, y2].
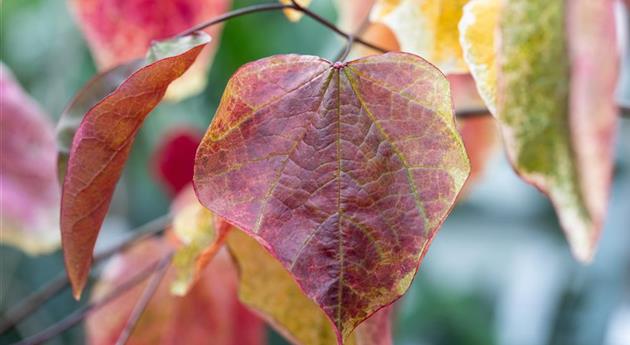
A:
[1, 0, 629, 344]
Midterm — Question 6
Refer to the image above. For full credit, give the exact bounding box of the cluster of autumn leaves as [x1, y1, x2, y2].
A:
[1, 0, 627, 344]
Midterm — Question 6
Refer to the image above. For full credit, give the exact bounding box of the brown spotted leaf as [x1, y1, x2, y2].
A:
[194, 53, 470, 341]
[61, 33, 210, 299]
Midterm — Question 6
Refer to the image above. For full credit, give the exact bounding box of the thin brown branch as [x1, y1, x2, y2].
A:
[454, 107, 630, 119]
[11, 253, 173, 345]
[175, 1, 388, 54]
[177, 3, 292, 37]
[114, 255, 171, 345]
[455, 109, 493, 119]
[0, 215, 171, 334]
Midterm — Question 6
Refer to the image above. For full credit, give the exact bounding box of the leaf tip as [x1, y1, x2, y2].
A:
[71, 284, 84, 301]
[570, 238, 597, 264]
[562, 217, 599, 264]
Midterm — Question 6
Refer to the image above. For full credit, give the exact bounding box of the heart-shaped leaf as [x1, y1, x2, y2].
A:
[61, 33, 210, 299]
[194, 53, 470, 341]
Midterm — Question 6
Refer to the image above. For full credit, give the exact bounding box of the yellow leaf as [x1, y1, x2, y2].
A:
[459, 0, 499, 115]
[170, 186, 229, 295]
[371, 0, 469, 73]
[227, 229, 393, 345]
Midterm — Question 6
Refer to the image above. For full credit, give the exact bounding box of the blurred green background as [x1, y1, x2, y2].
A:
[1, 0, 630, 344]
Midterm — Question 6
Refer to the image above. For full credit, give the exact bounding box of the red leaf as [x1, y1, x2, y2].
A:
[194, 53, 470, 341]
[61, 33, 209, 299]
[0, 64, 61, 254]
[86, 238, 265, 345]
[152, 129, 202, 195]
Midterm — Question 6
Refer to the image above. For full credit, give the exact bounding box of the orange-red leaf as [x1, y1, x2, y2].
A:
[194, 53, 470, 341]
[0, 64, 61, 254]
[57, 60, 143, 182]
[61, 33, 209, 299]
[86, 238, 265, 345]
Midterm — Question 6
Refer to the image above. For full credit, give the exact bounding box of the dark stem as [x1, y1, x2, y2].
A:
[336, 35, 355, 62]
[454, 107, 630, 119]
[11, 253, 173, 345]
[114, 255, 171, 345]
[0, 215, 171, 334]
[455, 109, 493, 119]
